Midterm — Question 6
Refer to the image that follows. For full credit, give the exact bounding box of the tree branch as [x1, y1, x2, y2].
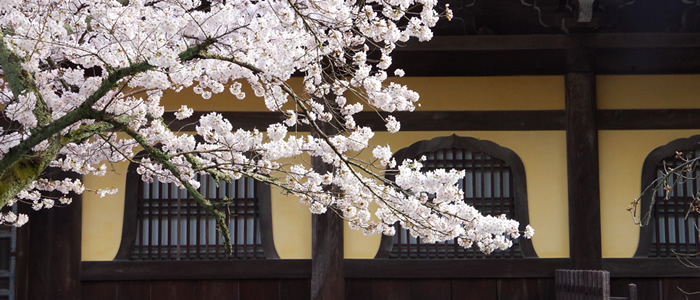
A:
[95, 111, 234, 253]
[0, 34, 217, 206]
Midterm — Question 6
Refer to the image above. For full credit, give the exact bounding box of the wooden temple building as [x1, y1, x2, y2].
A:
[3, 0, 700, 299]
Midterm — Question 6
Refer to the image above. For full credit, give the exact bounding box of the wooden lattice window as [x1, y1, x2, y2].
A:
[636, 136, 700, 258]
[116, 156, 278, 260]
[375, 135, 537, 259]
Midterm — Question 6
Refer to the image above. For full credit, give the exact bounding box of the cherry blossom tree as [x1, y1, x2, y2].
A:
[0, 0, 532, 254]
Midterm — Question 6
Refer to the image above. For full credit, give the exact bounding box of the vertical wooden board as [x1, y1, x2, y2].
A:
[279, 279, 311, 300]
[661, 278, 700, 300]
[28, 186, 83, 300]
[536, 278, 555, 300]
[117, 281, 151, 300]
[150, 281, 196, 300]
[409, 280, 451, 300]
[346, 279, 373, 300]
[82, 281, 118, 300]
[239, 280, 280, 300]
[371, 279, 410, 300]
[451, 279, 498, 300]
[565, 69, 602, 270]
[195, 280, 239, 300]
[610, 278, 659, 300]
[311, 191, 345, 300]
[498, 278, 542, 300]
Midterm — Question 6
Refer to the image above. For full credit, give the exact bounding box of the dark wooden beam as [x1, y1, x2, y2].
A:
[311, 208, 344, 300]
[310, 122, 345, 300]
[565, 48, 603, 270]
[26, 172, 82, 300]
[80, 258, 700, 281]
[81, 260, 312, 281]
[393, 34, 700, 76]
[164, 110, 567, 132]
[401, 34, 700, 52]
[167, 109, 700, 132]
[356, 110, 566, 131]
[604, 258, 700, 278]
[598, 109, 700, 130]
[345, 259, 571, 279]
[10, 109, 700, 133]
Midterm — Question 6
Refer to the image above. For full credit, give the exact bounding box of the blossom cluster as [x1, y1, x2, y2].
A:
[0, 1, 532, 251]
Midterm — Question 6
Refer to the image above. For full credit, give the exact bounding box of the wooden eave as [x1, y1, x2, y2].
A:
[392, 33, 700, 76]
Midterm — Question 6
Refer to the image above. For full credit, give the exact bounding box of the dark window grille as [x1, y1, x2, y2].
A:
[649, 150, 700, 257]
[130, 174, 264, 260]
[389, 148, 523, 259]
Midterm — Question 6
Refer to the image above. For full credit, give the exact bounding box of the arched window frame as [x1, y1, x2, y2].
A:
[115, 152, 279, 260]
[635, 135, 700, 258]
[375, 134, 538, 259]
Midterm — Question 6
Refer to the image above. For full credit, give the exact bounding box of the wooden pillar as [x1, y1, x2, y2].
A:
[26, 172, 82, 300]
[311, 127, 345, 299]
[311, 205, 344, 299]
[565, 46, 603, 270]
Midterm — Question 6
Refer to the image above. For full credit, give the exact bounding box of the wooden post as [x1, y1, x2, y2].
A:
[26, 172, 82, 300]
[311, 125, 345, 300]
[565, 45, 603, 270]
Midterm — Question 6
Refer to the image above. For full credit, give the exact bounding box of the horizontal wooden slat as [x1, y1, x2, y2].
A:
[344, 258, 571, 279]
[166, 109, 700, 132]
[597, 109, 700, 130]
[165, 110, 567, 131]
[400, 34, 700, 52]
[5, 109, 700, 133]
[81, 258, 700, 281]
[604, 258, 700, 278]
[81, 260, 311, 281]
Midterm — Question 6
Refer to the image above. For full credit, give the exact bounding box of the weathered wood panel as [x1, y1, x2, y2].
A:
[565, 55, 603, 270]
[409, 280, 452, 300]
[370, 279, 411, 300]
[279, 279, 311, 300]
[610, 278, 659, 300]
[345, 279, 373, 300]
[116, 281, 151, 299]
[345, 278, 554, 300]
[150, 281, 196, 300]
[660, 278, 700, 300]
[194, 280, 239, 300]
[239, 280, 280, 299]
[345, 259, 570, 279]
[451, 279, 498, 300]
[27, 173, 82, 300]
[80, 276, 700, 300]
[81, 281, 117, 300]
[82, 280, 306, 300]
[500, 278, 551, 300]
[81, 260, 311, 281]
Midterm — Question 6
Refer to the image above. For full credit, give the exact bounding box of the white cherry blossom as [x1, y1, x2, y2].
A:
[0, 0, 531, 252]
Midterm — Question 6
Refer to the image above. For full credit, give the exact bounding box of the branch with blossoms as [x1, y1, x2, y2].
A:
[0, 0, 532, 255]
[630, 151, 700, 227]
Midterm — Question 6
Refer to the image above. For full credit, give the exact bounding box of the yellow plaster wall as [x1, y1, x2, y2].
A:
[159, 78, 304, 111]
[597, 75, 700, 109]
[81, 161, 129, 261]
[344, 130, 570, 259]
[159, 76, 564, 112]
[392, 76, 564, 111]
[83, 75, 568, 260]
[599, 130, 700, 258]
[77, 74, 700, 260]
[268, 188, 313, 259]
